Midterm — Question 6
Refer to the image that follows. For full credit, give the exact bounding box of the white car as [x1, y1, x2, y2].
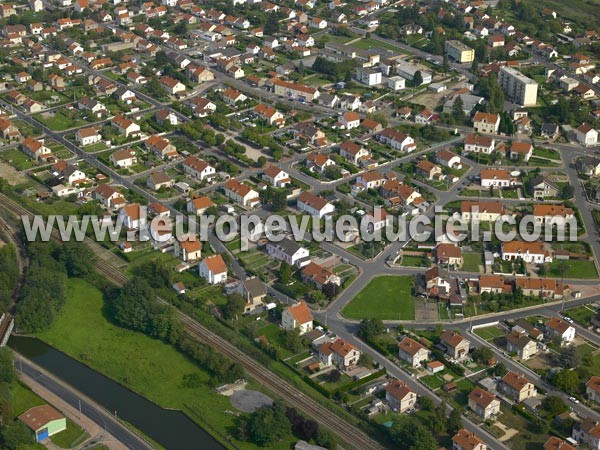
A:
[569, 396, 580, 404]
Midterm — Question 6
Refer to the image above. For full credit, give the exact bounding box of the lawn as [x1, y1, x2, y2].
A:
[474, 326, 505, 341]
[34, 111, 89, 131]
[342, 276, 415, 320]
[0, 148, 34, 170]
[566, 305, 597, 326]
[547, 259, 598, 279]
[51, 419, 89, 449]
[400, 255, 430, 267]
[533, 147, 561, 160]
[352, 38, 408, 53]
[461, 252, 482, 272]
[35, 278, 284, 450]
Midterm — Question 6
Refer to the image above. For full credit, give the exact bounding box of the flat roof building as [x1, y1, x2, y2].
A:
[498, 67, 538, 106]
[445, 40, 475, 63]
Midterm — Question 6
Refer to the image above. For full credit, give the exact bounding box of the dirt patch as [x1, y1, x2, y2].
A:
[0, 161, 27, 185]
[231, 390, 273, 413]
[414, 300, 439, 321]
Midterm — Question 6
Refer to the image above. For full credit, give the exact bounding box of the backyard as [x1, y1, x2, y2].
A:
[547, 259, 598, 279]
[342, 276, 415, 320]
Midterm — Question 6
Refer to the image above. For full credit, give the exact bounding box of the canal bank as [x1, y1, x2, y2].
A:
[10, 335, 226, 450]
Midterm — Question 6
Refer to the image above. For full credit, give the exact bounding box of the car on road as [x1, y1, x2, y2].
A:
[562, 316, 574, 324]
[569, 396, 580, 404]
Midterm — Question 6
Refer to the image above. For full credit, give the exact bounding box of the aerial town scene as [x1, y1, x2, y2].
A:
[0, 0, 599, 449]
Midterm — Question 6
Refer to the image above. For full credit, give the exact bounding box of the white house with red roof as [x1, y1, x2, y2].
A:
[297, 191, 335, 218]
[199, 254, 228, 284]
[262, 166, 291, 188]
[182, 156, 215, 181]
[281, 301, 314, 334]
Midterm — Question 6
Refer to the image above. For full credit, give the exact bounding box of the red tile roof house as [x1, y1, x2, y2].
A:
[397, 336, 430, 368]
[453, 428, 487, 450]
[318, 338, 360, 370]
[173, 235, 202, 262]
[385, 379, 417, 413]
[281, 300, 314, 334]
[198, 254, 227, 284]
[301, 261, 340, 289]
[182, 155, 215, 181]
[468, 388, 500, 419]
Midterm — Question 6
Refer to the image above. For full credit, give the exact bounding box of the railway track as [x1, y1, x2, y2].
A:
[0, 193, 384, 450]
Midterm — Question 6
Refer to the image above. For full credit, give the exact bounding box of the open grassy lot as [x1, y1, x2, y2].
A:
[461, 252, 482, 272]
[352, 38, 407, 53]
[547, 259, 598, 279]
[34, 111, 90, 131]
[400, 255, 430, 267]
[36, 278, 289, 450]
[0, 148, 34, 170]
[474, 326, 505, 342]
[566, 305, 597, 326]
[342, 276, 415, 320]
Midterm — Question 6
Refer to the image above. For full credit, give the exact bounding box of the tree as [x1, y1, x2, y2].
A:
[446, 408, 463, 435]
[314, 428, 336, 449]
[58, 241, 95, 277]
[328, 369, 341, 382]
[417, 396, 435, 411]
[560, 184, 574, 199]
[246, 401, 291, 447]
[279, 261, 293, 284]
[413, 71, 423, 86]
[443, 54, 450, 73]
[491, 362, 507, 377]
[541, 395, 568, 416]
[322, 282, 339, 300]
[555, 345, 581, 369]
[358, 352, 373, 368]
[472, 346, 493, 364]
[0, 422, 32, 450]
[452, 95, 466, 124]
[222, 293, 246, 320]
[0, 347, 14, 383]
[390, 419, 437, 450]
[282, 329, 304, 353]
[358, 318, 384, 341]
[552, 369, 579, 394]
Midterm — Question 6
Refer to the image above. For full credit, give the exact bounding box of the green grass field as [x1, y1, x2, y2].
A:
[566, 306, 597, 326]
[352, 38, 408, 53]
[34, 111, 89, 131]
[548, 259, 598, 279]
[474, 326, 505, 341]
[400, 255, 430, 267]
[36, 278, 291, 450]
[461, 253, 482, 272]
[342, 276, 415, 320]
[0, 148, 35, 170]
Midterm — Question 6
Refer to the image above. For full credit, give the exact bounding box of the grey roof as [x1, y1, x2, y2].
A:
[541, 123, 559, 134]
[270, 237, 305, 256]
[243, 277, 266, 298]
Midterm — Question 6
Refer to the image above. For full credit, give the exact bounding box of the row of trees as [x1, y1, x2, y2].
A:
[180, 119, 226, 147]
[0, 244, 18, 312]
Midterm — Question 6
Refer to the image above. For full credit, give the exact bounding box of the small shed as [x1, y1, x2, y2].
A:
[18, 405, 66, 442]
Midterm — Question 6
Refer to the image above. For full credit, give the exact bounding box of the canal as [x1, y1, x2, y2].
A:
[10, 335, 226, 450]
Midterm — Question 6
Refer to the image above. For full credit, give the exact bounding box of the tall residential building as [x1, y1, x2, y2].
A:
[498, 67, 538, 106]
[445, 40, 475, 63]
